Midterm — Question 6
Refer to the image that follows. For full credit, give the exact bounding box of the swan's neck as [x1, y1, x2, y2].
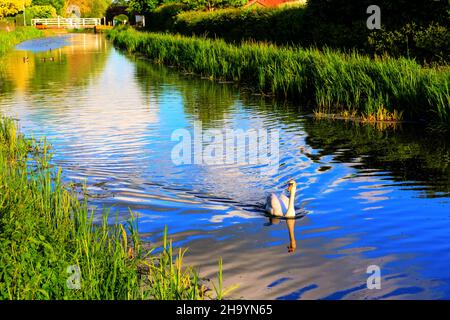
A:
[286, 187, 296, 216]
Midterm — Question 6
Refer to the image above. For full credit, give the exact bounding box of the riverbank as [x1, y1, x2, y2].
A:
[0, 30, 221, 300]
[108, 27, 449, 126]
[0, 27, 43, 55]
[0, 117, 219, 299]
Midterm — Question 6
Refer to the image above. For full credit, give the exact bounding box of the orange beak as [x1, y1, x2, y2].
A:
[288, 184, 292, 192]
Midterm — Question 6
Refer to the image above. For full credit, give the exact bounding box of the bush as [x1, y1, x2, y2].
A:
[146, 3, 190, 31]
[172, 6, 309, 44]
[180, 0, 246, 11]
[414, 23, 450, 65]
[28, 5, 57, 19]
[148, 2, 449, 64]
[31, 0, 65, 15]
[306, 0, 449, 28]
[369, 23, 450, 65]
[14, 5, 56, 26]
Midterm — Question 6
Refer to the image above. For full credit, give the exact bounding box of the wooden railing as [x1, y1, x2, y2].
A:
[31, 17, 101, 28]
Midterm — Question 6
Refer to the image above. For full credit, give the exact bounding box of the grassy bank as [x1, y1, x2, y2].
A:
[0, 27, 43, 56]
[145, 2, 449, 65]
[108, 27, 449, 125]
[0, 117, 222, 299]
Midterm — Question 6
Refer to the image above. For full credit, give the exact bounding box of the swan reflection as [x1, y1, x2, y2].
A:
[267, 216, 297, 253]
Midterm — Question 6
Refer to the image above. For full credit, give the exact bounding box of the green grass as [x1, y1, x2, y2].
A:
[0, 27, 43, 56]
[0, 117, 225, 300]
[108, 27, 450, 125]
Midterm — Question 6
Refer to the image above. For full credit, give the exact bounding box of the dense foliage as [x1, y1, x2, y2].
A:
[145, 2, 189, 30]
[31, 0, 64, 14]
[144, 1, 449, 64]
[127, 0, 245, 15]
[306, 0, 449, 27]
[14, 5, 57, 26]
[0, 0, 32, 18]
[180, 0, 246, 11]
[1, 0, 112, 20]
[28, 5, 57, 18]
[127, 0, 163, 15]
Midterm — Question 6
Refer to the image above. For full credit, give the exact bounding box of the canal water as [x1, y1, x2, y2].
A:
[1, 34, 449, 299]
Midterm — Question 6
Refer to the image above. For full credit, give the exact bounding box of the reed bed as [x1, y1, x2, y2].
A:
[108, 27, 449, 125]
[0, 117, 224, 300]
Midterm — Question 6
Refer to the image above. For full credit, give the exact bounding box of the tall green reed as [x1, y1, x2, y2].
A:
[0, 117, 218, 300]
[108, 27, 449, 125]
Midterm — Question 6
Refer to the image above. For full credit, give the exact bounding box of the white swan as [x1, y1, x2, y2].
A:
[265, 179, 297, 217]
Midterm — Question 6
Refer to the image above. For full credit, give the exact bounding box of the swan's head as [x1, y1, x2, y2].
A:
[287, 179, 297, 193]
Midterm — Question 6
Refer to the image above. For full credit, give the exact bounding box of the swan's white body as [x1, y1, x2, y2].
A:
[265, 180, 296, 217]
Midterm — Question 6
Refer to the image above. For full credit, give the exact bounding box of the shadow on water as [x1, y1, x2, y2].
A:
[302, 118, 450, 198]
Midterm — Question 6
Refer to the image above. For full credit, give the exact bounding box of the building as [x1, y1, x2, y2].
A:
[245, 0, 304, 8]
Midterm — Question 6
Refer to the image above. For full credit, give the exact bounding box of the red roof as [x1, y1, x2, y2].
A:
[245, 0, 294, 7]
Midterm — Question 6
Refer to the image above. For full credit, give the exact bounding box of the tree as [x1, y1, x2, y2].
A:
[180, 0, 246, 11]
[62, 0, 112, 18]
[0, 0, 32, 18]
[127, 0, 245, 14]
[31, 0, 64, 15]
[28, 4, 57, 18]
[105, 2, 130, 24]
[127, 0, 162, 15]
[89, 0, 111, 17]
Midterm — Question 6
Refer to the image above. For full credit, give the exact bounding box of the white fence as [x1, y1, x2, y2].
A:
[31, 17, 101, 28]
